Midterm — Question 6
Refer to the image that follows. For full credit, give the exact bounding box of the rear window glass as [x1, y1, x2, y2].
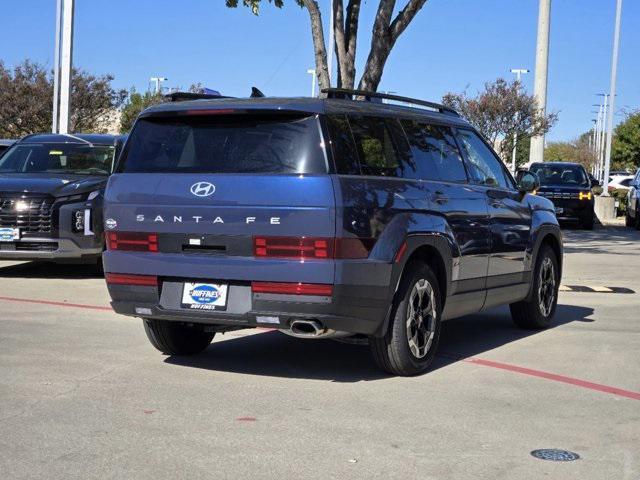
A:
[118, 114, 327, 174]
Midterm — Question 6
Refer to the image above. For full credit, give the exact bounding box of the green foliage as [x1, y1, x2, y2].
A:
[225, 0, 303, 15]
[610, 188, 629, 213]
[0, 59, 126, 137]
[544, 133, 596, 171]
[611, 112, 640, 172]
[119, 90, 165, 134]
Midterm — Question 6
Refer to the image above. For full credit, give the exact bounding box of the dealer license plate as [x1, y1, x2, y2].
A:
[181, 283, 228, 311]
[0, 227, 19, 242]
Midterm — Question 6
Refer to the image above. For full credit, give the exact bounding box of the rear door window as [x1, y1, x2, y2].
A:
[400, 120, 467, 183]
[118, 114, 327, 174]
[348, 116, 413, 177]
[325, 115, 360, 175]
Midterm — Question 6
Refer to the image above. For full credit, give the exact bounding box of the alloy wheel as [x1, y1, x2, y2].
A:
[538, 257, 556, 317]
[405, 279, 437, 359]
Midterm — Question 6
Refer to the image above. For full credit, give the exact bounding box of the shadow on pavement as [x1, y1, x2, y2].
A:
[562, 224, 640, 255]
[165, 303, 595, 382]
[0, 261, 103, 280]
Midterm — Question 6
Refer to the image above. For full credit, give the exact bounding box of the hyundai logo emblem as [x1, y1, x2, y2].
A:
[190, 182, 216, 197]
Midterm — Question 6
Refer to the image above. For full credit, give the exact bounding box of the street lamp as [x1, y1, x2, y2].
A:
[150, 77, 168, 94]
[307, 69, 317, 97]
[510, 69, 529, 173]
[602, 0, 624, 197]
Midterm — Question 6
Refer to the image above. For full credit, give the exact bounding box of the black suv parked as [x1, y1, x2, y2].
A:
[103, 89, 563, 376]
[528, 162, 597, 230]
[0, 133, 124, 263]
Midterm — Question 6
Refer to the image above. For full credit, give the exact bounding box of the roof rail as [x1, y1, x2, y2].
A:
[164, 91, 233, 102]
[321, 88, 459, 117]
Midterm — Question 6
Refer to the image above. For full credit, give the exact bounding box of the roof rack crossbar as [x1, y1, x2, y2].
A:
[321, 88, 459, 117]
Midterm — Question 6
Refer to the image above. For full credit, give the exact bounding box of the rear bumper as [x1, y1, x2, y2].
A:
[109, 283, 389, 336]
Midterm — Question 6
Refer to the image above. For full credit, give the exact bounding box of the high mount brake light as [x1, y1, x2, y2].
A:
[105, 273, 158, 287]
[184, 109, 237, 116]
[251, 282, 333, 296]
[106, 232, 158, 252]
[253, 237, 373, 260]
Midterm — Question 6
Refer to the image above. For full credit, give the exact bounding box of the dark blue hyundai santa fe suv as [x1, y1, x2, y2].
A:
[103, 89, 562, 375]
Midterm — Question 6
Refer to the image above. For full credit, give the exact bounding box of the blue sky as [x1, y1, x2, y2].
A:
[1, 0, 638, 141]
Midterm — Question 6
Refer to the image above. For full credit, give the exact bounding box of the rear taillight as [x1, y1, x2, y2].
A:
[253, 237, 373, 260]
[254, 236, 333, 259]
[251, 281, 333, 296]
[106, 232, 158, 252]
[105, 273, 158, 286]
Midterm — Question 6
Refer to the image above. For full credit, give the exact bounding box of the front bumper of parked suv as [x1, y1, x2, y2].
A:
[0, 195, 104, 262]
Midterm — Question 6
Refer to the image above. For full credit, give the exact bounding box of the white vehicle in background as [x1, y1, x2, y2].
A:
[608, 175, 634, 192]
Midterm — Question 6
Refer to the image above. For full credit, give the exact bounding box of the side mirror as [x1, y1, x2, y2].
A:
[518, 171, 540, 194]
[591, 178, 600, 188]
[514, 169, 527, 184]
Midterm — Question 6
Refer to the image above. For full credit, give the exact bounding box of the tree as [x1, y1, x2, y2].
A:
[544, 133, 597, 170]
[225, 0, 430, 92]
[0, 60, 127, 138]
[119, 90, 165, 133]
[611, 111, 640, 172]
[442, 78, 558, 166]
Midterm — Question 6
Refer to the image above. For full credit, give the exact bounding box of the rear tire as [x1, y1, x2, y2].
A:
[370, 262, 442, 376]
[626, 209, 633, 228]
[143, 319, 214, 355]
[510, 245, 559, 329]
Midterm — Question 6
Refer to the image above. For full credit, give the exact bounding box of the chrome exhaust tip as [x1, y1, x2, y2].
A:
[290, 319, 325, 337]
[283, 319, 352, 340]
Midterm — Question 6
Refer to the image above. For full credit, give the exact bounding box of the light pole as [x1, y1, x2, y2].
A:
[529, 0, 552, 164]
[150, 77, 168, 94]
[602, 0, 624, 196]
[307, 69, 317, 97]
[510, 68, 529, 172]
[51, 0, 74, 134]
[327, 0, 335, 86]
[596, 94, 610, 181]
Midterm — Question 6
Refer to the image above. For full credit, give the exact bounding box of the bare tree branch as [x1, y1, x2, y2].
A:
[300, 0, 331, 91]
[390, 0, 428, 41]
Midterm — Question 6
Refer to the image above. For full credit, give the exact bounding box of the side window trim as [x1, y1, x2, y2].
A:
[455, 127, 516, 191]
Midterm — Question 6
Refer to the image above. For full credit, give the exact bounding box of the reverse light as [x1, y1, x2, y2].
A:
[579, 191, 592, 201]
[106, 273, 158, 287]
[106, 232, 158, 252]
[251, 282, 333, 296]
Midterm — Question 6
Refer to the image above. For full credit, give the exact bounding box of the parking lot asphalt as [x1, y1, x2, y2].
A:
[1, 225, 639, 480]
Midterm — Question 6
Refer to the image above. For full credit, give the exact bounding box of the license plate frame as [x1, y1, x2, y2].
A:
[181, 282, 229, 311]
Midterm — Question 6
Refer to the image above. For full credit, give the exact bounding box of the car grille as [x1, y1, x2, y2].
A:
[0, 196, 54, 233]
[537, 191, 578, 200]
